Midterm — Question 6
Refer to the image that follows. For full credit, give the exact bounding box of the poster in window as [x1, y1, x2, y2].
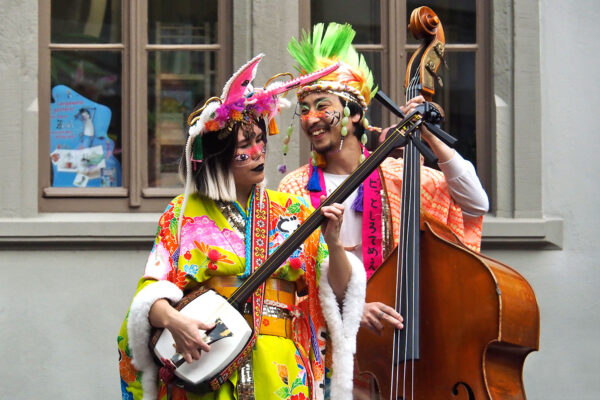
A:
[49, 85, 122, 187]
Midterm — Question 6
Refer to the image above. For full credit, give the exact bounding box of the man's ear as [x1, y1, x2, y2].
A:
[350, 113, 362, 123]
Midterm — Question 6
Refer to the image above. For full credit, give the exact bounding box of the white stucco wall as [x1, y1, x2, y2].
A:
[1, 249, 145, 399]
[485, 0, 600, 398]
[0, 1, 38, 218]
[1, 0, 600, 399]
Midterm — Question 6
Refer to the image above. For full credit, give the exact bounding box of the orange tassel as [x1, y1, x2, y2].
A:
[316, 152, 327, 168]
[268, 118, 279, 135]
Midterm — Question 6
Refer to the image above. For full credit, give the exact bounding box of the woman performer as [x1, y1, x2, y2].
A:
[117, 54, 365, 400]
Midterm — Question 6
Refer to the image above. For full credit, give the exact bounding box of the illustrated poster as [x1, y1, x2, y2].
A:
[50, 85, 122, 187]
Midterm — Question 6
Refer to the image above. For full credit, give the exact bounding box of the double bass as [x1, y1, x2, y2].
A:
[354, 7, 540, 400]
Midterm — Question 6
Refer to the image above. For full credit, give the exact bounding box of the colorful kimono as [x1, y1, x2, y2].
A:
[118, 188, 365, 400]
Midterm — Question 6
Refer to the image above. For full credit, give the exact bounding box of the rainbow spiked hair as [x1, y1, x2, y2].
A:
[288, 22, 378, 112]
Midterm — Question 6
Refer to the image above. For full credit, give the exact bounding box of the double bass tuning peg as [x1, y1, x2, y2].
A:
[434, 42, 448, 69]
[425, 62, 444, 88]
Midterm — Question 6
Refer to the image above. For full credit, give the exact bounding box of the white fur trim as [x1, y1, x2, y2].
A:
[188, 120, 202, 138]
[318, 251, 366, 400]
[189, 100, 220, 139]
[127, 280, 184, 400]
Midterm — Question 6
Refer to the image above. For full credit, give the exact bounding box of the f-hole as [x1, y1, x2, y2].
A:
[452, 381, 475, 400]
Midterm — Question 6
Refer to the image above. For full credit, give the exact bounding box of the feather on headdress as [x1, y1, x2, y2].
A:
[288, 22, 378, 110]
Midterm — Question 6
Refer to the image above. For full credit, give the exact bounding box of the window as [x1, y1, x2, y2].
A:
[310, 0, 385, 131]
[39, 0, 232, 212]
[305, 0, 491, 191]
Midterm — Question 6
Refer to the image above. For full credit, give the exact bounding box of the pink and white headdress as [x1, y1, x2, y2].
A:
[178, 54, 340, 239]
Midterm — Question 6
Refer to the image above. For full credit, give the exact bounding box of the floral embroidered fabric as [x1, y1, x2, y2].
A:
[118, 190, 332, 400]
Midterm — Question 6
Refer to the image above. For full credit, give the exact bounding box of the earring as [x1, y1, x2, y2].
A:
[359, 115, 370, 161]
[283, 103, 299, 156]
[341, 105, 350, 138]
[282, 124, 293, 156]
[359, 140, 366, 163]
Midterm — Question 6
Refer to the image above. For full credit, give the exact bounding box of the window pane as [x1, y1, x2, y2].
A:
[406, 0, 475, 44]
[429, 51, 476, 166]
[359, 52, 383, 133]
[50, 51, 123, 187]
[148, 51, 217, 188]
[51, 0, 121, 44]
[149, 0, 218, 44]
[311, 0, 380, 44]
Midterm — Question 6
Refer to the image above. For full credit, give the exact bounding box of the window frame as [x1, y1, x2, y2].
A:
[38, 0, 232, 212]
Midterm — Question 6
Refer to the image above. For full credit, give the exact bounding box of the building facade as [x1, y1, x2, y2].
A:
[1, 0, 598, 398]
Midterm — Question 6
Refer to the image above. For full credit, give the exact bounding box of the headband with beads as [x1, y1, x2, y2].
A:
[296, 82, 368, 111]
[288, 23, 378, 110]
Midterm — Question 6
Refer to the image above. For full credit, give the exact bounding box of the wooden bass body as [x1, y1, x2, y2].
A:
[355, 216, 540, 399]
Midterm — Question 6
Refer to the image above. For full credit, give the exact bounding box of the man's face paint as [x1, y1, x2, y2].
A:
[297, 93, 349, 155]
[300, 99, 342, 127]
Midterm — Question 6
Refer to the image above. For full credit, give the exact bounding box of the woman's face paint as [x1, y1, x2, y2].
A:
[232, 141, 266, 166]
[232, 124, 267, 167]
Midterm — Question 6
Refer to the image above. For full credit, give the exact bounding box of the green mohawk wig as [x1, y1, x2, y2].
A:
[288, 22, 378, 110]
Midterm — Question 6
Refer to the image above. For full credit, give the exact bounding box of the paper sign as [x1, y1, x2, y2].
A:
[50, 85, 122, 187]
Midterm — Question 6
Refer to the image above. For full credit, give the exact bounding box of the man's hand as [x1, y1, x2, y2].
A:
[378, 95, 454, 163]
[319, 195, 352, 300]
[400, 95, 436, 143]
[361, 301, 404, 334]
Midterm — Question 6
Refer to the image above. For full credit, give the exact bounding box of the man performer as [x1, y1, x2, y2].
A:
[278, 22, 489, 334]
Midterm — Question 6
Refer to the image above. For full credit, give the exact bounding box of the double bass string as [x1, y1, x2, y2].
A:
[395, 75, 416, 397]
[410, 72, 420, 400]
[401, 72, 422, 399]
[392, 75, 414, 399]
[407, 119, 418, 400]
[410, 127, 419, 400]
[396, 122, 417, 400]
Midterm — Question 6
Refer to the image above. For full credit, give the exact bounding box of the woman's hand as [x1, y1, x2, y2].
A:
[166, 312, 215, 363]
[319, 196, 351, 299]
[361, 301, 404, 334]
[149, 298, 215, 364]
[319, 196, 345, 249]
